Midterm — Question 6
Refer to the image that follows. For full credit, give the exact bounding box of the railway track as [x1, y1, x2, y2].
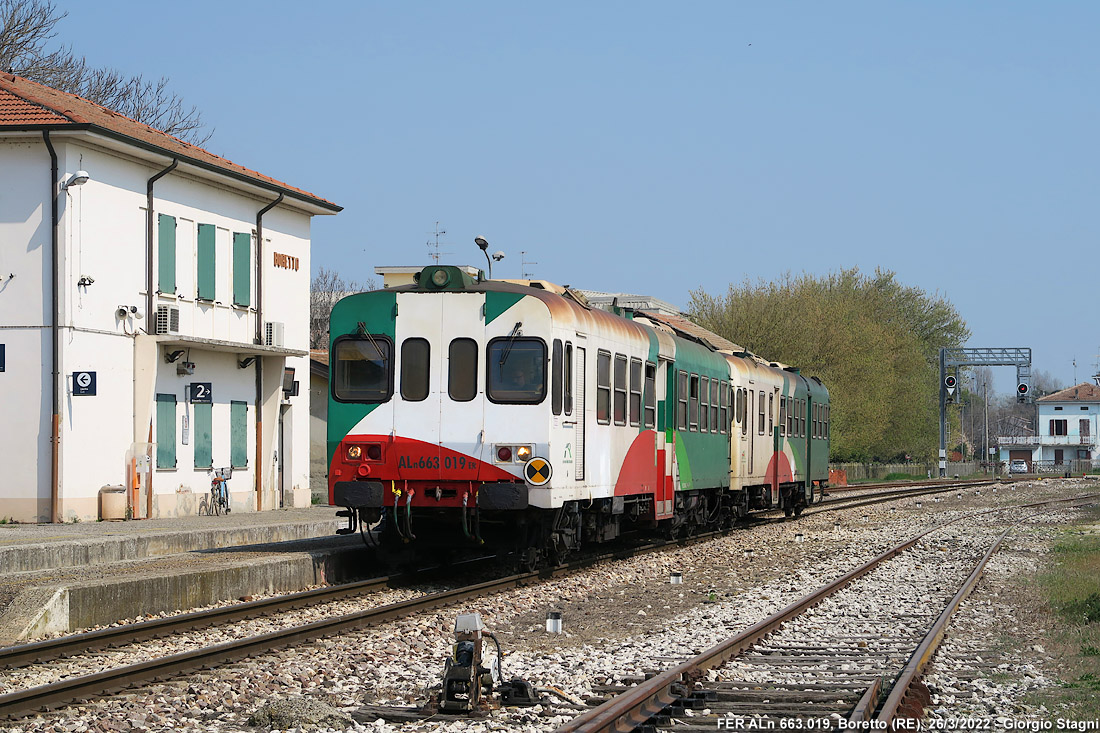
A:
[555, 493, 1099, 732]
[0, 479, 1031, 720]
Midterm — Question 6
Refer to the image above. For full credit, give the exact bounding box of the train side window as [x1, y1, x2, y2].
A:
[768, 393, 774, 436]
[677, 370, 688, 429]
[551, 339, 563, 416]
[689, 374, 700, 431]
[787, 398, 794, 436]
[333, 335, 393, 403]
[779, 396, 787, 436]
[596, 351, 611, 424]
[711, 380, 720, 433]
[614, 354, 628, 425]
[448, 338, 478, 402]
[699, 376, 709, 432]
[629, 358, 642, 427]
[825, 405, 830, 438]
[643, 362, 656, 428]
[738, 388, 747, 435]
[564, 342, 573, 416]
[486, 337, 547, 404]
[400, 338, 430, 402]
[757, 390, 765, 435]
[800, 399, 806, 437]
[719, 381, 728, 434]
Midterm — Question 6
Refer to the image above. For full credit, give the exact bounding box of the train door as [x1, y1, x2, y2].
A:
[574, 345, 586, 481]
[392, 294, 442, 476]
[747, 389, 754, 474]
[440, 295, 486, 476]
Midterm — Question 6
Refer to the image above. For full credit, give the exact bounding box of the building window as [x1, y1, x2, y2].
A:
[231, 401, 248, 468]
[232, 232, 251, 307]
[597, 351, 612, 424]
[333, 336, 393, 403]
[194, 402, 212, 468]
[643, 362, 656, 428]
[158, 214, 176, 293]
[1079, 449, 1092, 459]
[486, 337, 546, 404]
[448, 338, 478, 402]
[155, 393, 176, 469]
[1054, 406, 1063, 411]
[1080, 419, 1091, 438]
[629, 358, 642, 427]
[613, 354, 628, 425]
[1050, 419, 1068, 436]
[551, 339, 563, 415]
[196, 223, 216, 301]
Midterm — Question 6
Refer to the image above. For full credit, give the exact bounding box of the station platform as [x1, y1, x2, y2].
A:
[0, 506, 372, 646]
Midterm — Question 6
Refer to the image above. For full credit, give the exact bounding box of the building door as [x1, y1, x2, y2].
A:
[1055, 448, 1064, 465]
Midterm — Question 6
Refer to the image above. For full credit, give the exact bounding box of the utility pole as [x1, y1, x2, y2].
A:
[983, 381, 989, 475]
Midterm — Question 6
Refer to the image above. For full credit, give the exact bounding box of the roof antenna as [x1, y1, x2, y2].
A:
[520, 250, 538, 279]
[426, 221, 450, 264]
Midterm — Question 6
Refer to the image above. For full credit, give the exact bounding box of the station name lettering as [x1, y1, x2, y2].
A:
[273, 252, 300, 271]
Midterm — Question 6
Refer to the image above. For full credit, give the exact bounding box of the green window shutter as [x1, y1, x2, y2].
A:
[232, 233, 251, 307]
[158, 214, 176, 293]
[231, 400, 248, 468]
[197, 224, 216, 301]
[156, 394, 177, 469]
[194, 402, 213, 468]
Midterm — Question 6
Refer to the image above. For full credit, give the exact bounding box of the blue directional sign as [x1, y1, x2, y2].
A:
[73, 371, 96, 396]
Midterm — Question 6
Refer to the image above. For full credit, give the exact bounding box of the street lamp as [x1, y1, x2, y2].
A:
[474, 236, 504, 279]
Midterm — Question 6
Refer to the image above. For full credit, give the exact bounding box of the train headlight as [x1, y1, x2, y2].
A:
[516, 445, 532, 462]
[346, 445, 362, 460]
[496, 445, 513, 463]
[431, 269, 450, 287]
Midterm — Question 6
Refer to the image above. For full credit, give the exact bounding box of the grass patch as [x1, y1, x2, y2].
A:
[1032, 508, 1100, 717]
[883, 472, 927, 481]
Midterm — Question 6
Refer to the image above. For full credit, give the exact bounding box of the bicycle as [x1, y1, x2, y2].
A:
[209, 467, 232, 515]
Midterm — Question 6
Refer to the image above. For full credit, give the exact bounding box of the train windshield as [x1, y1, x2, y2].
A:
[487, 338, 546, 404]
[333, 336, 392, 402]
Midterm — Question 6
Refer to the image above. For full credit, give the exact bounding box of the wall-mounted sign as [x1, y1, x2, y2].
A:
[273, 252, 300, 271]
[73, 371, 96, 396]
[188, 382, 212, 404]
[0, 344, 5, 372]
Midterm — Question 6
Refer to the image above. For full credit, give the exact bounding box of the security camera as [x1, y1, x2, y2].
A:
[492, 251, 505, 262]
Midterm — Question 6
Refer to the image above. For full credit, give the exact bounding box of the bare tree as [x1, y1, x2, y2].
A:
[0, 0, 211, 145]
[310, 267, 376, 349]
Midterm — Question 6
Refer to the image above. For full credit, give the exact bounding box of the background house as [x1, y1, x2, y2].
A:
[0, 73, 340, 522]
[998, 382, 1100, 472]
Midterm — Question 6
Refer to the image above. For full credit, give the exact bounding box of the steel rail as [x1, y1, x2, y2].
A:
[0, 481, 1057, 720]
[0, 480, 967, 672]
[554, 492, 1100, 733]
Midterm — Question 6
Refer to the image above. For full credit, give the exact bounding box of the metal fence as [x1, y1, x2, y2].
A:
[829, 462, 978, 482]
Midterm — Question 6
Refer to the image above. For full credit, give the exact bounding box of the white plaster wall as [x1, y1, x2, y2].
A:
[309, 370, 329, 503]
[0, 140, 54, 521]
[1, 134, 325, 521]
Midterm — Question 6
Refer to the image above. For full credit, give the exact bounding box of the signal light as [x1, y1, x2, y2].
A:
[1017, 383, 1030, 402]
[944, 375, 957, 389]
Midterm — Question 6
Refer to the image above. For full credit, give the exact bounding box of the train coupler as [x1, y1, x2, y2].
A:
[335, 508, 357, 535]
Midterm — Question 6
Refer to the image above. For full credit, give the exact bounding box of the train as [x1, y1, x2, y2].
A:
[328, 265, 830, 567]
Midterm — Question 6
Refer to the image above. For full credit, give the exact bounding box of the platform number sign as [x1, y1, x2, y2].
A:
[73, 371, 96, 396]
[188, 383, 213, 404]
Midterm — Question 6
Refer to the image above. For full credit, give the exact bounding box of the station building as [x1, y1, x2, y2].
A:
[0, 73, 341, 523]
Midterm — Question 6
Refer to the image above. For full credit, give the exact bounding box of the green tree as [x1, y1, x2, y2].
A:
[689, 268, 969, 462]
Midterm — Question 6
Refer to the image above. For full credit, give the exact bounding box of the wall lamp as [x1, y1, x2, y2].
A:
[165, 350, 186, 364]
[238, 356, 258, 369]
[63, 170, 90, 189]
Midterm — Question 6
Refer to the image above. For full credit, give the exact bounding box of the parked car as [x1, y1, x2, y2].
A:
[1009, 459, 1028, 474]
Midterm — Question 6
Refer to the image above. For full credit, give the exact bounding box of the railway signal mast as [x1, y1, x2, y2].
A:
[938, 347, 1032, 478]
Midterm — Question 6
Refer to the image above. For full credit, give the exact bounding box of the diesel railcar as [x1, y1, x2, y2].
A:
[328, 265, 830, 566]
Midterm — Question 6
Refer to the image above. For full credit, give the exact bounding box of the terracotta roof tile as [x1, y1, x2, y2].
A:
[1038, 382, 1100, 402]
[0, 73, 338, 210]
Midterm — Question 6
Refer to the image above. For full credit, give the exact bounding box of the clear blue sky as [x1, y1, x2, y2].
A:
[62, 1, 1100, 393]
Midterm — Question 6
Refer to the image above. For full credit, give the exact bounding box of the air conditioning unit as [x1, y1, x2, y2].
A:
[155, 305, 180, 335]
[264, 321, 285, 347]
